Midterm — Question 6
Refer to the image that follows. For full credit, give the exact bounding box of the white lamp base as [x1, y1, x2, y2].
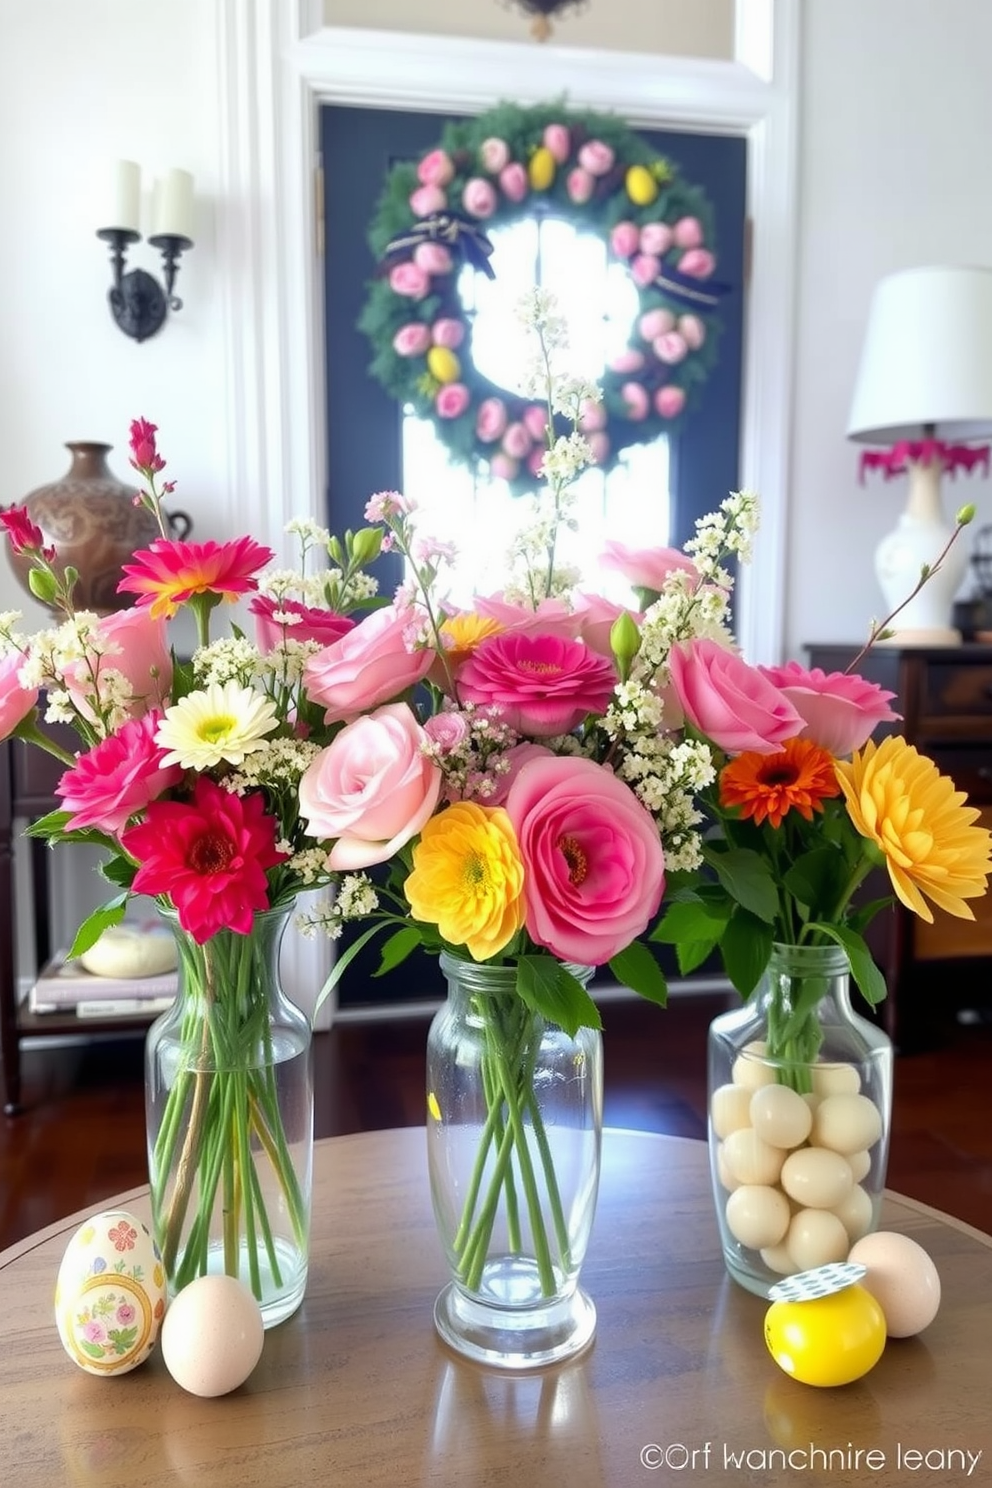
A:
[873, 458, 967, 645]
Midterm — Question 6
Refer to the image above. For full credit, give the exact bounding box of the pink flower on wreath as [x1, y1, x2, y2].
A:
[64, 606, 173, 722]
[654, 331, 688, 365]
[678, 247, 716, 279]
[578, 140, 614, 176]
[389, 262, 431, 299]
[631, 253, 661, 288]
[678, 314, 706, 350]
[413, 242, 453, 276]
[757, 662, 900, 757]
[522, 404, 548, 442]
[417, 149, 455, 188]
[480, 136, 510, 173]
[586, 431, 609, 464]
[610, 221, 640, 259]
[526, 448, 545, 478]
[498, 163, 528, 202]
[639, 307, 675, 341]
[303, 601, 434, 725]
[505, 754, 666, 966]
[462, 178, 497, 219]
[668, 638, 804, 756]
[567, 167, 595, 205]
[476, 397, 509, 443]
[250, 595, 355, 653]
[621, 382, 649, 421]
[458, 631, 616, 737]
[655, 386, 686, 419]
[609, 348, 645, 375]
[640, 222, 674, 256]
[431, 317, 465, 349]
[121, 776, 286, 942]
[436, 383, 470, 419]
[298, 702, 442, 871]
[56, 712, 183, 835]
[0, 653, 38, 740]
[674, 216, 704, 248]
[578, 399, 607, 433]
[601, 540, 700, 596]
[393, 322, 432, 357]
[543, 123, 571, 163]
[409, 184, 447, 218]
[489, 452, 520, 481]
[502, 422, 533, 460]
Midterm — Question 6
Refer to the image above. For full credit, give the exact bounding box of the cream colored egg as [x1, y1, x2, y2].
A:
[780, 1146, 853, 1208]
[55, 1209, 166, 1376]
[786, 1208, 850, 1270]
[846, 1148, 872, 1183]
[161, 1275, 264, 1397]
[848, 1231, 941, 1337]
[731, 1041, 776, 1091]
[811, 1061, 861, 1096]
[749, 1084, 813, 1150]
[711, 1083, 753, 1139]
[723, 1126, 785, 1186]
[716, 1142, 741, 1193]
[760, 1242, 796, 1276]
[801, 1091, 821, 1114]
[813, 1093, 883, 1154]
[833, 1184, 874, 1241]
[725, 1185, 791, 1249]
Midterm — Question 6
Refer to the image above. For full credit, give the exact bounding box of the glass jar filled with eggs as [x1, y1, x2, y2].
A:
[707, 942, 893, 1298]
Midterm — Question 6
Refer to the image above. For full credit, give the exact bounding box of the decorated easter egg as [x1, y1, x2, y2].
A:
[55, 1209, 166, 1376]
[527, 146, 556, 192]
[625, 164, 659, 207]
[764, 1273, 886, 1387]
[160, 1274, 264, 1397]
[426, 346, 461, 385]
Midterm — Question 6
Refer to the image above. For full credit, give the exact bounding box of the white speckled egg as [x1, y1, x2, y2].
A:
[55, 1209, 166, 1376]
[848, 1231, 942, 1337]
[786, 1208, 850, 1270]
[725, 1184, 791, 1249]
[722, 1126, 785, 1186]
[749, 1084, 813, 1150]
[160, 1274, 264, 1396]
[811, 1061, 861, 1097]
[711, 1082, 754, 1139]
[813, 1093, 883, 1154]
[780, 1147, 853, 1209]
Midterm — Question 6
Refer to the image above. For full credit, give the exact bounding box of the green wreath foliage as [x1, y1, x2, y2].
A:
[360, 100, 723, 495]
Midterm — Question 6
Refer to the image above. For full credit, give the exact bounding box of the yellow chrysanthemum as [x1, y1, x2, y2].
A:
[835, 735, 992, 923]
[404, 801, 526, 960]
[439, 613, 504, 670]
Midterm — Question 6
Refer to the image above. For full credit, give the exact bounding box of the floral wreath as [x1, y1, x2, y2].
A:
[360, 100, 725, 495]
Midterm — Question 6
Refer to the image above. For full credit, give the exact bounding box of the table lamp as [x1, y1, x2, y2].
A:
[847, 264, 992, 643]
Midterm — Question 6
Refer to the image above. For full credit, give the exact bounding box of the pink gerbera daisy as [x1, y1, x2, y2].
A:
[117, 535, 275, 620]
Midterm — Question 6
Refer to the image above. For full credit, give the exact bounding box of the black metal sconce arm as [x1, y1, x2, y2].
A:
[97, 228, 194, 343]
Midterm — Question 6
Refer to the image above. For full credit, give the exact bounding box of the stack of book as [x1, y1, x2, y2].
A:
[28, 954, 178, 1018]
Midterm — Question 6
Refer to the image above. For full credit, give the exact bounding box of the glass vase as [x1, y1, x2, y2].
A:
[145, 904, 313, 1328]
[707, 942, 893, 1298]
[426, 952, 603, 1369]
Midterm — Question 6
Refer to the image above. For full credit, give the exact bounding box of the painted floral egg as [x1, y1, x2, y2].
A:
[54, 1209, 166, 1376]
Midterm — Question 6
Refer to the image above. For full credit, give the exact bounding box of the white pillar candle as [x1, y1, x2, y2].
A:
[108, 159, 141, 234]
[152, 168, 195, 241]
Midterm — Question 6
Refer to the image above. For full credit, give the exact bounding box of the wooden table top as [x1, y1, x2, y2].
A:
[1, 1128, 989, 1488]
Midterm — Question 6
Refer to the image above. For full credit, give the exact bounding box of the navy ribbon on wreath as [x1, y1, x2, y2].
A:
[653, 265, 731, 310]
[379, 212, 497, 280]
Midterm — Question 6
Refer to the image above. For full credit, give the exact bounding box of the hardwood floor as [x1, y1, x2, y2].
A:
[3, 989, 992, 1253]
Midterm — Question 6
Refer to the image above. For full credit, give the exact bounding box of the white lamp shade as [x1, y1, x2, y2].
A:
[847, 265, 992, 444]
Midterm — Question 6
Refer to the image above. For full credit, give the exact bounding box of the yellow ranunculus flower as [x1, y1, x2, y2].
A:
[625, 164, 659, 206]
[835, 735, 992, 923]
[405, 802, 526, 960]
[439, 612, 504, 668]
[426, 346, 461, 385]
[528, 146, 556, 192]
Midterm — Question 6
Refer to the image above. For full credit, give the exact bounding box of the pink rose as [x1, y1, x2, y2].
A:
[571, 592, 633, 657]
[678, 248, 716, 279]
[423, 710, 470, 755]
[567, 167, 595, 204]
[462, 178, 497, 219]
[502, 422, 532, 460]
[64, 606, 173, 722]
[640, 222, 673, 256]
[476, 397, 508, 443]
[620, 382, 649, 421]
[522, 404, 548, 442]
[413, 242, 453, 276]
[578, 398, 607, 433]
[389, 262, 431, 299]
[757, 663, 900, 757]
[673, 216, 704, 248]
[480, 136, 510, 173]
[0, 652, 38, 739]
[489, 452, 520, 481]
[250, 595, 355, 653]
[431, 317, 465, 349]
[458, 632, 616, 738]
[631, 253, 661, 288]
[56, 712, 182, 834]
[655, 386, 686, 418]
[654, 332, 688, 365]
[436, 383, 471, 419]
[484, 742, 553, 807]
[303, 602, 434, 725]
[610, 221, 640, 259]
[638, 307, 675, 341]
[678, 313, 706, 349]
[578, 140, 615, 176]
[474, 594, 580, 639]
[668, 638, 804, 755]
[543, 124, 571, 163]
[506, 755, 666, 965]
[392, 322, 432, 357]
[409, 184, 447, 218]
[298, 703, 442, 871]
[601, 540, 700, 595]
[498, 163, 528, 202]
[417, 149, 455, 187]
[608, 348, 645, 375]
[586, 431, 609, 465]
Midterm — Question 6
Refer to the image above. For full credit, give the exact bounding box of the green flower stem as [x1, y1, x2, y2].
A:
[525, 1090, 572, 1265]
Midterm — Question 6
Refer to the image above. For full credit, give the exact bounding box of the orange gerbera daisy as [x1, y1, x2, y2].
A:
[719, 736, 841, 828]
[118, 535, 274, 620]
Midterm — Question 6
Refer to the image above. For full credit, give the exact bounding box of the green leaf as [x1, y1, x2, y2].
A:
[608, 941, 668, 1007]
[66, 896, 130, 960]
[374, 926, 423, 976]
[782, 847, 846, 915]
[674, 937, 719, 975]
[650, 897, 730, 946]
[719, 908, 774, 997]
[706, 847, 779, 925]
[515, 956, 602, 1037]
[27, 567, 58, 604]
[24, 809, 74, 838]
[312, 921, 392, 1019]
[100, 855, 137, 889]
[807, 922, 888, 1008]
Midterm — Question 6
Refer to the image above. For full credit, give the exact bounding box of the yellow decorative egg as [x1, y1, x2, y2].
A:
[764, 1283, 886, 1387]
[528, 146, 556, 192]
[426, 346, 461, 385]
[625, 164, 659, 206]
[55, 1209, 166, 1376]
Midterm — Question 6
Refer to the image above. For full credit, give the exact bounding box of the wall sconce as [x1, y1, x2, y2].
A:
[97, 160, 195, 343]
